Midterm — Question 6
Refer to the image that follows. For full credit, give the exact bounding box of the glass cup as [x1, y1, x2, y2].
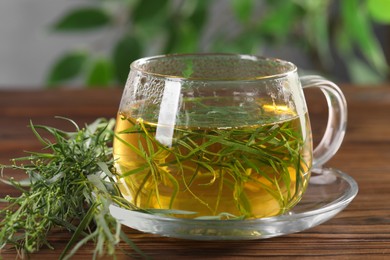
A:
[113, 53, 347, 220]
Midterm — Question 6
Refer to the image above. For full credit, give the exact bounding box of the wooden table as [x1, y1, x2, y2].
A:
[1, 86, 390, 259]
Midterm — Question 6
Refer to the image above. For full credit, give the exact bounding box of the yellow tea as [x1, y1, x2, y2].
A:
[113, 98, 312, 219]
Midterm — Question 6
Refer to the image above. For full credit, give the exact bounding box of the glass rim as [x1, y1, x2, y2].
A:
[129, 53, 298, 82]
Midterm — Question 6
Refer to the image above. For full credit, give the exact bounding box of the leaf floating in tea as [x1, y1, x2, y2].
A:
[182, 59, 194, 78]
[114, 98, 312, 219]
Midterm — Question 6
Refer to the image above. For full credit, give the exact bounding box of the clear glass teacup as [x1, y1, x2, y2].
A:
[113, 53, 347, 220]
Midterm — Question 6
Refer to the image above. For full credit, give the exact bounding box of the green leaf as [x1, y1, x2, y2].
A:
[112, 35, 142, 85]
[367, 0, 390, 23]
[304, 1, 332, 67]
[131, 0, 169, 23]
[86, 57, 113, 87]
[47, 51, 88, 87]
[171, 22, 198, 53]
[119, 231, 150, 259]
[334, 21, 353, 55]
[347, 58, 384, 84]
[52, 7, 110, 31]
[164, 3, 208, 54]
[187, 1, 210, 31]
[97, 161, 114, 178]
[231, 0, 254, 23]
[336, 31, 386, 84]
[341, 0, 388, 75]
[60, 203, 98, 260]
[258, 2, 301, 42]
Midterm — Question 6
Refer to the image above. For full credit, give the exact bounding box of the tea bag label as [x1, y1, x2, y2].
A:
[156, 81, 182, 147]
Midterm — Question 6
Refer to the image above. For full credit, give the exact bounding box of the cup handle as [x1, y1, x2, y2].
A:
[300, 75, 347, 170]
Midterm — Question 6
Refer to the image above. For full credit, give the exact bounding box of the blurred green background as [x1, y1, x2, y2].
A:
[4, 0, 390, 88]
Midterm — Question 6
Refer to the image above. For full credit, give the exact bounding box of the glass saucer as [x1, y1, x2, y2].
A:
[109, 167, 358, 240]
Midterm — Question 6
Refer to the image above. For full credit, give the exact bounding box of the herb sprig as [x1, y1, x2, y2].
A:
[0, 118, 142, 259]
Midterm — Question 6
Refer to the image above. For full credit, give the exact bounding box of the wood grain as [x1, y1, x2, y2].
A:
[1, 86, 390, 259]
